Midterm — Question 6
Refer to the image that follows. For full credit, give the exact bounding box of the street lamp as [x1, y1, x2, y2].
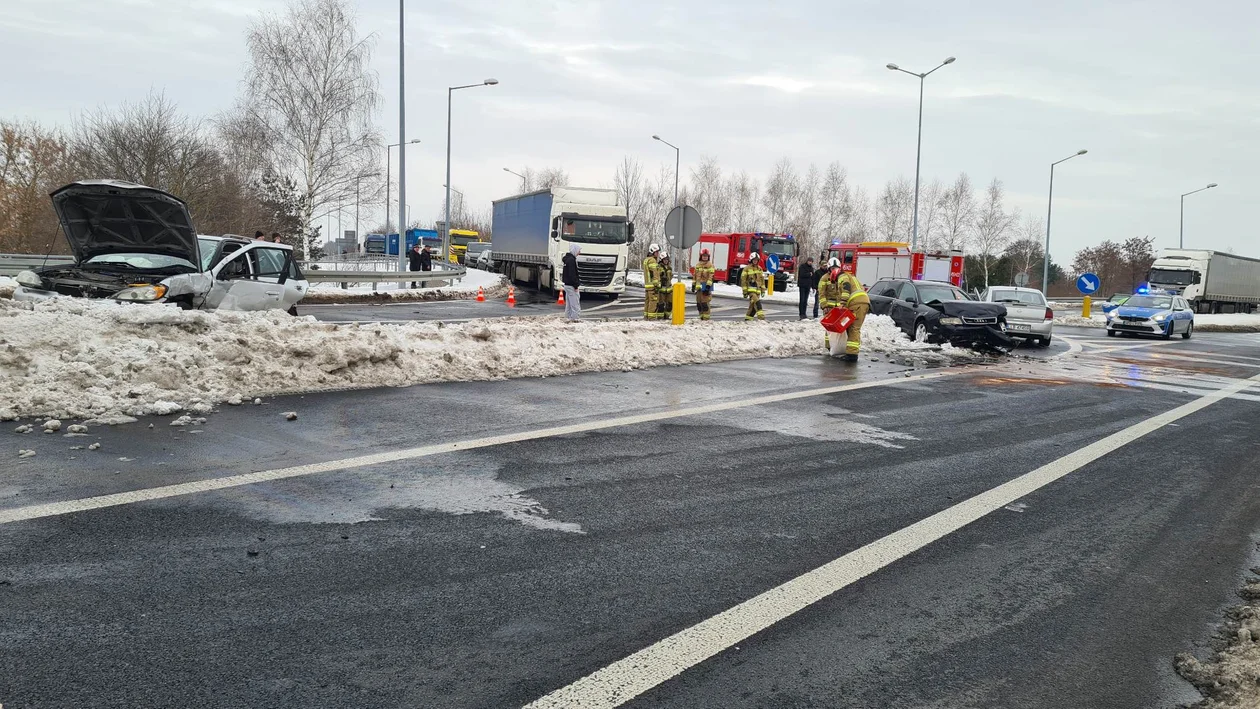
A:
[886, 56, 956, 250]
[503, 167, 526, 191]
[397, 0, 407, 272]
[385, 139, 420, 234]
[1180, 183, 1218, 249]
[445, 78, 498, 261]
[1042, 149, 1089, 293]
[652, 134, 682, 283]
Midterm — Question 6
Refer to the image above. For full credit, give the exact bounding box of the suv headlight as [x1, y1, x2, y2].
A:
[113, 284, 168, 302]
[938, 317, 962, 325]
[15, 270, 43, 288]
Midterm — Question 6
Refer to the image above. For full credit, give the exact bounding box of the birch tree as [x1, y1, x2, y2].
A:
[819, 161, 849, 242]
[972, 178, 1020, 288]
[761, 158, 797, 231]
[937, 173, 975, 252]
[875, 177, 913, 242]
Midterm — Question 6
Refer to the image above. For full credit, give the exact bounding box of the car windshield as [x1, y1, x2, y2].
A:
[761, 240, 795, 257]
[989, 289, 1045, 306]
[918, 285, 962, 303]
[1108, 294, 1131, 304]
[85, 252, 198, 272]
[562, 218, 628, 244]
[1125, 295, 1173, 309]
[1149, 268, 1196, 285]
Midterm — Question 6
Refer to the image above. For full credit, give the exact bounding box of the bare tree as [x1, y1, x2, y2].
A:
[729, 171, 759, 232]
[875, 177, 913, 242]
[845, 186, 874, 243]
[613, 156, 645, 226]
[937, 173, 975, 252]
[791, 163, 822, 256]
[535, 167, 569, 190]
[1, 120, 70, 253]
[917, 179, 944, 250]
[972, 178, 1020, 288]
[1004, 215, 1045, 282]
[761, 159, 798, 232]
[819, 162, 849, 242]
[688, 155, 729, 232]
[236, 0, 383, 257]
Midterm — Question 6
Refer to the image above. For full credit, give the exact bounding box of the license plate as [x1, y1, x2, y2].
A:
[1008, 323, 1031, 332]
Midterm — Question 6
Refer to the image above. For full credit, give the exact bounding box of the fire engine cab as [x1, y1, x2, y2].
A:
[824, 241, 964, 288]
[689, 232, 798, 285]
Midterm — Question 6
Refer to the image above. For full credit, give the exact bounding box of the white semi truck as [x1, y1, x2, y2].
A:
[491, 187, 634, 297]
[1147, 248, 1260, 313]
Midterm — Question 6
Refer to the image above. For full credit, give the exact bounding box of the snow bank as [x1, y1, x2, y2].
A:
[0, 276, 15, 299]
[0, 300, 971, 421]
[303, 269, 508, 304]
[1175, 580, 1260, 708]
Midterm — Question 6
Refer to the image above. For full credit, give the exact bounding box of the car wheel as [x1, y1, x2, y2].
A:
[1106, 329, 1117, 337]
[1182, 322, 1193, 339]
[1162, 322, 1173, 340]
[1038, 335, 1052, 347]
[913, 321, 929, 343]
[287, 305, 298, 317]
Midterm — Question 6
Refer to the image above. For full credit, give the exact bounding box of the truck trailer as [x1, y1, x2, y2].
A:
[491, 187, 634, 296]
[1147, 248, 1260, 313]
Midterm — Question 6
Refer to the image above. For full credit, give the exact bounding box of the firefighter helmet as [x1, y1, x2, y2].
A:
[649, 243, 661, 254]
[699, 249, 711, 261]
[828, 257, 840, 268]
[749, 252, 760, 261]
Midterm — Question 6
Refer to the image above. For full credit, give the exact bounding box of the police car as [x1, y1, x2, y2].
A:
[1104, 288, 1195, 339]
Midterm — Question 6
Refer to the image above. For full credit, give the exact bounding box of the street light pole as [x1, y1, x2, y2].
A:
[1179, 183, 1218, 249]
[445, 79, 498, 263]
[397, 0, 406, 273]
[503, 167, 526, 192]
[887, 57, 955, 251]
[1042, 149, 1089, 294]
[652, 134, 682, 282]
[385, 139, 420, 235]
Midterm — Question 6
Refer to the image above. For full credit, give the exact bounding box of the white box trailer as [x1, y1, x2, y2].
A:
[1148, 249, 1260, 313]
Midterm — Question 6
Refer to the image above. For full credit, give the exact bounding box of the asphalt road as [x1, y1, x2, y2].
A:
[3, 327, 1260, 708]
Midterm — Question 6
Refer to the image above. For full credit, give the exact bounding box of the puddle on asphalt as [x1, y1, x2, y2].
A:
[693, 404, 918, 449]
[199, 454, 583, 533]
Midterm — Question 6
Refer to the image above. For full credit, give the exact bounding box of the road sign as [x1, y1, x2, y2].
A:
[1014, 272, 1030, 287]
[664, 205, 702, 250]
[1076, 272, 1100, 294]
[765, 254, 780, 272]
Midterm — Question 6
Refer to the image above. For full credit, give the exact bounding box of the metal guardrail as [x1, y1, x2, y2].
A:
[0, 253, 74, 277]
[305, 264, 466, 284]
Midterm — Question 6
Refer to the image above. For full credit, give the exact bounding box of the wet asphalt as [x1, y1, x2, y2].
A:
[2, 328, 1260, 708]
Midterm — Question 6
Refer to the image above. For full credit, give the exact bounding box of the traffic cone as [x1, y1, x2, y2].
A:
[506, 287, 516, 306]
[476, 286, 485, 302]
[556, 288, 565, 306]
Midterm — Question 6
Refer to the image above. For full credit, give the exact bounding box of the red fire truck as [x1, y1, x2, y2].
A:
[688, 232, 798, 285]
[823, 241, 964, 288]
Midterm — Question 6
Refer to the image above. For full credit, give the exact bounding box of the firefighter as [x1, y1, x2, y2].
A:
[740, 252, 767, 321]
[657, 254, 673, 319]
[643, 244, 662, 320]
[817, 257, 870, 361]
[692, 249, 715, 321]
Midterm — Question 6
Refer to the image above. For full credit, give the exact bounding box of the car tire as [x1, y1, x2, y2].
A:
[1162, 323, 1173, 340]
[1106, 329, 1117, 337]
[1038, 335, 1052, 347]
[287, 305, 298, 317]
[913, 321, 929, 344]
[1182, 322, 1193, 339]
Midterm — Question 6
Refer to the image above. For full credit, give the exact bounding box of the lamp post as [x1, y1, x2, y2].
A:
[1180, 183, 1218, 249]
[886, 56, 955, 251]
[385, 139, 420, 234]
[1042, 149, 1089, 293]
[397, 0, 407, 273]
[652, 134, 682, 283]
[503, 167, 526, 192]
[445, 78, 498, 262]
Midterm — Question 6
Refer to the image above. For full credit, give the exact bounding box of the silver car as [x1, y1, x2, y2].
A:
[980, 286, 1054, 346]
[13, 180, 308, 314]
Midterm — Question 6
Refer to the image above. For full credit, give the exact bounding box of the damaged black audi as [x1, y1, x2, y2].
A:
[867, 278, 1014, 351]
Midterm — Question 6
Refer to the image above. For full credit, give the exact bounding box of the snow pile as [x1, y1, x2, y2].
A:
[0, 276, 15, 299]
[0, 300, 973, 421]
[1175, 579, 1260, 708]
[1054, 313, 1105, 328]
[303, 268, 508, 304]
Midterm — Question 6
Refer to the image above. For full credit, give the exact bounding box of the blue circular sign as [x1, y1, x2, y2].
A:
[1076, 272, 1100, 294]
[765, 254, 780, 272]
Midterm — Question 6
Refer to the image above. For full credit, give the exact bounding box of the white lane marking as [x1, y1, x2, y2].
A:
[1146, 352, 1260, 369]
[1170, 349, 1260, 363]
[0, 370, 962, 526]
[1055, 334, 1084, 357]
[522, 373, 1260, 709]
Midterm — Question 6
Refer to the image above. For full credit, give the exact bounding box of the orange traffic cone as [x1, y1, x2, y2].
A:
[556, 288, 565, 306]
[506, 287, 516, 306]
[475, 286, 485, 302]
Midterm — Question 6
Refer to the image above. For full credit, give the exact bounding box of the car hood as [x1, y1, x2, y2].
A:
[50, 180, 200, 266]
[926, 300, 1007, 319]
[1114, 305, 1170, 318]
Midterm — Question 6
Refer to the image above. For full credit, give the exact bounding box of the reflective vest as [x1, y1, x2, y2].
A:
[818, 272, 868, 308]
[657, 263, 673, 292]
[694, 261, 715, 286]
[740, 265, 765, 294]
[643, 255, 660, 289]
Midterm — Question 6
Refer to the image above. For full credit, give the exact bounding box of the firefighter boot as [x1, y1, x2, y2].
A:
[842, 353, 858, 363]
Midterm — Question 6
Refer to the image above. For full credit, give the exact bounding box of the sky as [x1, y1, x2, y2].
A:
[3, 0, 1258, 265]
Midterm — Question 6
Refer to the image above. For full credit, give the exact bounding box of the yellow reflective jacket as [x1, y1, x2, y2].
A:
[658, 262, 673, 292]
[740, 264, 765, 295]
[818, 271, 869, 308]
[694, 261, 715, 287]
[643, 255, 660, 289]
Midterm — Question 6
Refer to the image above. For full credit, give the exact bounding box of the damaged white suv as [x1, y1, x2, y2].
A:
[13, 180, 308, 314]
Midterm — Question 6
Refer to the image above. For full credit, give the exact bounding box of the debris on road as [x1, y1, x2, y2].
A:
[66, 424, 88, 434]
[283, 411, 298, 421]
[253, 398, 263, 406]
[169, 415, 207, 427]
[0, 297, 975, 422]
[18, 449, 36, 458]
[14, 424, 32, 434]
[42, 419, 61, 432]
[87, 442, 100, 451]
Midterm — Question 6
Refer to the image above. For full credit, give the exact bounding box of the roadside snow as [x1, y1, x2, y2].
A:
[303, 268, 508, 304]
[1052, 311, 1260, 332]
[1175, 578, 1260, 708]
[0, 300, 973, 421]
[0, 276, 15, 299]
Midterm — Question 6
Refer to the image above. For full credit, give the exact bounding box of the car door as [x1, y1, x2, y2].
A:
[890, 281, 920, 335]
[1174, 297, 1193, 332]
[204, 245, 282, 311]
[253, 246, 307, 309]
[867, 280, 898, 315]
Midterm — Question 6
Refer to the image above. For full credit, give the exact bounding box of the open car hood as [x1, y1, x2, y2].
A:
[50, 180, 200, 266]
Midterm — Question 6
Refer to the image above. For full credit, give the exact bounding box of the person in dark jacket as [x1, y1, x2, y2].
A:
[797, 257, 816, 320]
[407, 244, 428, 288]
[561, 243, 582, 320]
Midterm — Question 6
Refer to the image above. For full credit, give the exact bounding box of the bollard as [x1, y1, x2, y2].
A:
[672, 282, 686, 325]
[1082, 295, 1091, 319]
[767, 274, 775, 296]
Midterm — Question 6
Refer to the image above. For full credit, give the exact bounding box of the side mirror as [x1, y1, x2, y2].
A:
[551, 230, 559, 241]
[905, 297, 918, 305]
[1193, 272, 1202, 284]
[627, 222, 636, 242]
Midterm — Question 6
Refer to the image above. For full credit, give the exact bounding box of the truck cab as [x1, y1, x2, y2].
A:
[1147, 250, 1208, 299]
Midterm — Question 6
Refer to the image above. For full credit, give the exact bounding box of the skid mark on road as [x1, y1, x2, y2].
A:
[522, 372, 1260, 709]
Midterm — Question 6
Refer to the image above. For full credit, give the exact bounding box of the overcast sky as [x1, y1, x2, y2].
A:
[4, 0, 1257, 264]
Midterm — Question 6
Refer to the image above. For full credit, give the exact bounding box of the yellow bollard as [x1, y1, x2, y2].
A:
[767, 274, 775, 296]
[1082, 295, 1091, 319]
[671, 282, 686, 325]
